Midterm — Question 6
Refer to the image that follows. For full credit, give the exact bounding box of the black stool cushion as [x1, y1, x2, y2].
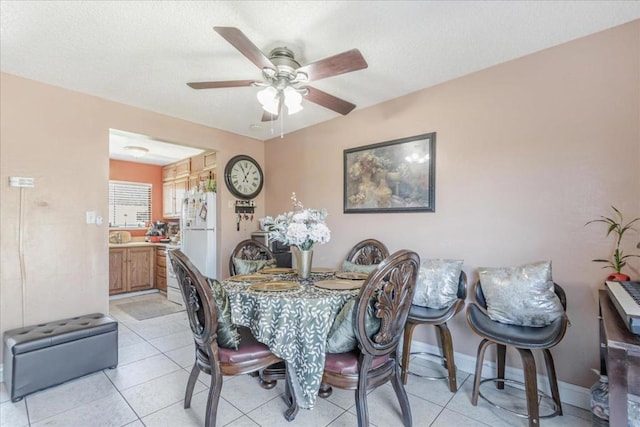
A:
[467, 305, 565, 348]
[407, 304, 455, 324]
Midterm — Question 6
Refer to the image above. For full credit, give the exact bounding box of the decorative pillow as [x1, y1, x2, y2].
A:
[341, 260, 378, 274]
[413, 259, 464, 309]
[478, 261, 564, 327]
[232, 257, 276, 275]
[206, 278, 241, 350]
[326, 298, 381, 353]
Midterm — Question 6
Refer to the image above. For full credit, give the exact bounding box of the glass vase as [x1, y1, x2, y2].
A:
[295, 247, 313, 279]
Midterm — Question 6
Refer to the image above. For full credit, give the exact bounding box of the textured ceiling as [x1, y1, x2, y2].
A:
[2, 1, 639, 147]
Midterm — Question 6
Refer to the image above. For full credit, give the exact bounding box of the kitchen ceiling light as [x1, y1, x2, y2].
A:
[124, 146, 149, 158]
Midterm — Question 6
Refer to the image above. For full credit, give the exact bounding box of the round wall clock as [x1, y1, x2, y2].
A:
[224, 155, 264, 199]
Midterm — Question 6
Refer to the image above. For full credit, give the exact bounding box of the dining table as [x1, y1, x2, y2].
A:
[221, 268, 363, 410]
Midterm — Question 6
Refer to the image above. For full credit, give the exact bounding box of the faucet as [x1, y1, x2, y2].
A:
[115, 232, 122, 244]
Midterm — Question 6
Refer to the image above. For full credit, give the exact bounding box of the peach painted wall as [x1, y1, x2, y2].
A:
[0, 73, 265, 363]
[264, 20, 640, 389]
[109, 159, 164, 236]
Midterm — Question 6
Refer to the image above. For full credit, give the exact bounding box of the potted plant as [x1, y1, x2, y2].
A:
[586, 206, 640, 281]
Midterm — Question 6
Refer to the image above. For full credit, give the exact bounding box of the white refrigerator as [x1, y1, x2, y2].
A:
[181, 191, 217, 280]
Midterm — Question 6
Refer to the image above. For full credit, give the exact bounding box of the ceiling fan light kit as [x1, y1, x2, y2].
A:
[187, 26, 368, 126]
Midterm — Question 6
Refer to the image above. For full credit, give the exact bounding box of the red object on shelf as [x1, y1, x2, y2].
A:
[149, 236, 163, 243]
[606, 273, 631, 282]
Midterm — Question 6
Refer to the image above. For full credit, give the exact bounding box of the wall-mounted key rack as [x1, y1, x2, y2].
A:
[235, 200, 255, 231]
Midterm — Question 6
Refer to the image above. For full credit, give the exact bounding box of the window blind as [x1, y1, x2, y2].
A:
[108, 181, 152, 228]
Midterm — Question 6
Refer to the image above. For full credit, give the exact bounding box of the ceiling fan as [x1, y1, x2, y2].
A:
[187, 27, 368, 122]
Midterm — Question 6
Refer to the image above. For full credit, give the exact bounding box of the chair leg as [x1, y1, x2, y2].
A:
[516, 348, 539, 427]
[543, 348, 563, 416]
[390, 360, 413, 426]
[355, 354, 373, 427]
[472, 339, 492, 406]
[436, 323, 457, 392]
[496, 343, 506, 390]
[401, 322, 417, 385]
[184, 362, 200, 408]
[205, 367, 223, 427]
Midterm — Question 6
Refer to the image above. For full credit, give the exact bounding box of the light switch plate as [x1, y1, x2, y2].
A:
[86, 211, 96, 224]
[9, 176, 34, 187]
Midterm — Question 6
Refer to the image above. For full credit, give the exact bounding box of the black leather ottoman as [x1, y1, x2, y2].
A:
[3, 313, 118, 402]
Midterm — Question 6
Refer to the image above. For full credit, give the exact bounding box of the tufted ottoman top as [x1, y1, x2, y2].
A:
[4, 313, 117, 355]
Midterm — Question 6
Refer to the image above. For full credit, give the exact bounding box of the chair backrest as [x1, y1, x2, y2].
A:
[229, 239, 276, 275]
[355, 250, 420, 357]
[169, 249, 218, 353]
[346, 239, 390, 265]
[474, 280, 567, 311]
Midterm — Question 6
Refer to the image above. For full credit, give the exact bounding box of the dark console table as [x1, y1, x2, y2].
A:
[599, 290, 640, 426]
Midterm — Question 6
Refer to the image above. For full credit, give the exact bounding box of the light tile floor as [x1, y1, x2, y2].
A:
[1, 293, 592, 426]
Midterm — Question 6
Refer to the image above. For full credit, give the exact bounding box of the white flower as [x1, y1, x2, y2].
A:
[260, 193, 331, 251]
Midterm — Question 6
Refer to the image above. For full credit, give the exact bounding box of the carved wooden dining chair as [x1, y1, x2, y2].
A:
[401, 270, 467, 392]
[228, 239, 276, 276]
[345, 238, 390, 266]
[169, 249, 281, 427]
[286, 250, 420, 426]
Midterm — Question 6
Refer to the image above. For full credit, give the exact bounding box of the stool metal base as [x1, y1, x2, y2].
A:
[407, 351, 456, 381]
[477, 378, 560, 419]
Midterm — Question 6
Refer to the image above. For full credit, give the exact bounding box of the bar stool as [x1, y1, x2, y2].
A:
[400, 271, 467, 392]
[466, 280, 568, 427]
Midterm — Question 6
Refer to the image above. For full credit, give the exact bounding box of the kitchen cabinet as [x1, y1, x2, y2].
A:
[163, 177, 188, 218]
[163, 153, 216, 217]
[188, 151, 216, 191]
[156, 246, 167, 292]
[109, 246, 154, 295]
[162, 158, 190, 182]
[109, 248, 127, 294]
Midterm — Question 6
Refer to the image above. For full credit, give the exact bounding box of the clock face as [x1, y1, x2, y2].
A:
[224, 155, 264, 199]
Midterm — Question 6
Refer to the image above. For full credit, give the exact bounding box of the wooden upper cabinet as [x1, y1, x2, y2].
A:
[174, 178, 188, 214]
[174, 159, 190, 178]
[190, 153, 205, 172]
[162, 181, 175, 217]
[162, 152, 216, 217]
[162, 164, 176, 182]
[203, 152, 216, 170]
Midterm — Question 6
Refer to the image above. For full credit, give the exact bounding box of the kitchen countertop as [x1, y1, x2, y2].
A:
[108, 242, 180, 249]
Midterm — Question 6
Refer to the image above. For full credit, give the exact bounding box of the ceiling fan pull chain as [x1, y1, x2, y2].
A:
[280, 108, 285, 139]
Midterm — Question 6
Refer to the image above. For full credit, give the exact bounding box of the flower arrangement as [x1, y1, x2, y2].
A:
[260, 193, 331, 251]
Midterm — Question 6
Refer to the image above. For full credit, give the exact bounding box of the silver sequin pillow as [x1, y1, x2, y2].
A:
[478, 261, 564, 327]
[413, 259, 463, 309]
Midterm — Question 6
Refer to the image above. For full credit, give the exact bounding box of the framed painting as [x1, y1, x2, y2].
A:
[343, 132, 436, 213]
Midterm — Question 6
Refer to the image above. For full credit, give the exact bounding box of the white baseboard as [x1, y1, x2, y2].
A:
[407, 340, 591, 411]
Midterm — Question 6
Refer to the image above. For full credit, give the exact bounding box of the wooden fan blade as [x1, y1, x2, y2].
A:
[187, 80, 256, 89]
[304, 86, 356, 115]
[261, 111, 279, 122]
[296, 49, 368, 82]
[213, 26, 275, 71]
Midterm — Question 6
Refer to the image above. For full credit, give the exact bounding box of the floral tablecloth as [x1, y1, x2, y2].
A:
[222, 272, 357, 409]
